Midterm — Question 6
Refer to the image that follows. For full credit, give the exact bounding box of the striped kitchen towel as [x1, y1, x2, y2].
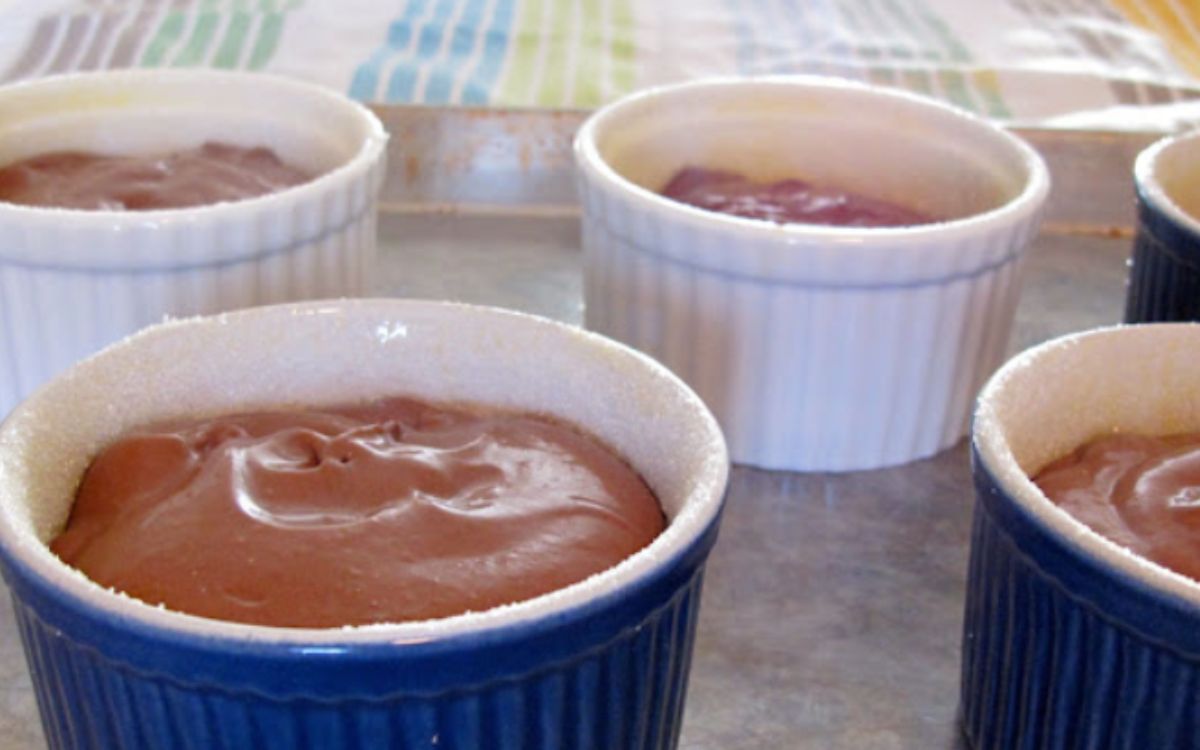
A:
[1, 0, 1199, 127]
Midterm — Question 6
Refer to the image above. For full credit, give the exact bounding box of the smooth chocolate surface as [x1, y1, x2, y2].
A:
[1035, 432, 1200, 582]
[660, 166, 935, 227]
[51, 397, 664, 628]
[0, 142, 311, 210]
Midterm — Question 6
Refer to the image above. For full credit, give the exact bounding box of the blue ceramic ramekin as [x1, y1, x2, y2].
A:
[0, 299, 729, 750]
[1125, 130, 1200, 323]
[962, 324, 1200, 749]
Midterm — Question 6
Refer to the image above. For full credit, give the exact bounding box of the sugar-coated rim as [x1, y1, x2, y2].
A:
[0, 299, 729, 646]
[0, 69, 387, 229]
[1134, 129, 1200, 244]
[574, 75, 1050, 248]
[972, 323, 1200, 611]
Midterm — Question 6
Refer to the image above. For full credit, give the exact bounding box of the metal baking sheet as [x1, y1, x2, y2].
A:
[0, 107, 1156, 748]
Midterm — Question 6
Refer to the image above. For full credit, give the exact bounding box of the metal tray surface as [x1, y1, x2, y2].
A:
[0, 107, 1150, 748]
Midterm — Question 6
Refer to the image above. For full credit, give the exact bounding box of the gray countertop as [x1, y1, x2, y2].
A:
[0, 115, 1139, 747]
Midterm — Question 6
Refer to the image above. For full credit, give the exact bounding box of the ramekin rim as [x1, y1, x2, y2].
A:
[0, 298, 730, 648]
[573, 74, 1051, 249]
[972, 323, 1200, 611]
[0, 69, 388, 228]
[1134, 129, 1200, 245]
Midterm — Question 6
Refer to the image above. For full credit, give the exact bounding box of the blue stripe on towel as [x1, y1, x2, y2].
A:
[423, 0, 489, 103]
[349, 0, 428, 101]
[461, 0, 516, 105]
[386, 0, 458, 102]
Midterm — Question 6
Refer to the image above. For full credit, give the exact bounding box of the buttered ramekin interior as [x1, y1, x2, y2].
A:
[590, 77, 1030, 224]
[1137, 131, 1200, 235]
[974, 323, 1200, 599]
[0, 299, 727, 639]
[0, 71, 375, 180]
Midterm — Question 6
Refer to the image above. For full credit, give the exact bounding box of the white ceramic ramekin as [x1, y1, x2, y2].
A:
[575, 76, 1050, 472]
[0, 299, 728, 750]
[965, 324, 1200, 749]
[0, 70, 388, 417]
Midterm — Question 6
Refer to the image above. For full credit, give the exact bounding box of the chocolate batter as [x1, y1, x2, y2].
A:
[660, 166, 935, 227]
[51, 398, 664, 628]
[1035, 432, 1200, 582]
[0, 142, 311, 210]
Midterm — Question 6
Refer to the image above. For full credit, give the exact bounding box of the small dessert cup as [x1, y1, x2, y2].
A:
[1125, 129, 1200, 323]
[0, 69, 388, 416]
[574, 76, 1050, 472]
[965, 323, 1200, 749]
[0, 299, 728, 750]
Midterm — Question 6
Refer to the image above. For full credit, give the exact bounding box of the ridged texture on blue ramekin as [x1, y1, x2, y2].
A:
[0, 70, 387, 416]
[7, 540, 713, 750]
[962, 455, 1200, 750]
[1124, 190, 1200, 323]
[962, 324, 1200, 750]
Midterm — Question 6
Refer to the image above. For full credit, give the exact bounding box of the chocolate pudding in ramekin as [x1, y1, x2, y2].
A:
[0, 70, 387, 417]
[0, 299, 728, 750]
[964, 323, 1200, 749]
[575, 76, 1049, 472]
